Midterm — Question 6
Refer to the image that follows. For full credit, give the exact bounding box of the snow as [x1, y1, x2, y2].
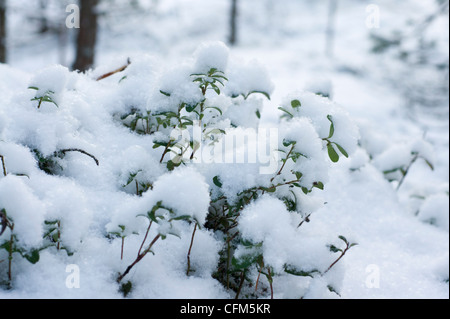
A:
[0, 0, 448, 299]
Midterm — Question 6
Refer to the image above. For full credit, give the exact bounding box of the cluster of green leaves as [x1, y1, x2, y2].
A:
[32, 148, 99, 176]
[42, 219, 73, 256]
[0, 209, 40, 287]
[382, 151, 434, 187]
[28, 86, 58, 109]
[122, 171, 153, 196]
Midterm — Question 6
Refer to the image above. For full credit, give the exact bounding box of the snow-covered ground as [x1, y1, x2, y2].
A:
[0, 0, 448, 299]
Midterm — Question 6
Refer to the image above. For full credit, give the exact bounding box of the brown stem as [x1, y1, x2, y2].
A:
[270, 144, 295, 183]
[120, 237, 124, 260]
[267, 267, 274, 299]
[235, 271, 245, 299]
[297, 213, 311, 228]
[159, 143, 171, 164]
[255, 266, 263, 292]
[324, 242, 350, 274]
[0, 154, 7, 176]
[59, 148, 99, 166]
[138, 221, 152, 256]
[186, 223, 198, 276]
[7, 223, 14, 283]
[396, 154, 419, 191]
[56, 221, 61, 251]
[117, 233, 161, 283]
[96, 59, 131, 81]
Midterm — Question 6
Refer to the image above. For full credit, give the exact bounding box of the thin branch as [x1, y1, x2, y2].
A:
[271, 144, 295, 183]
[96, 58, 131, 81]
[59, 148, 99, 166]
[186, 223, 198, 276]
[235, 271, 245, 299]
[0, 154, 7, 176]
[138, 221, 152, 257]
[117, 233, 161, 283]
[297, 213, 311, 228]
[324, 242, 350, 274]
[396, 154, 419, 191]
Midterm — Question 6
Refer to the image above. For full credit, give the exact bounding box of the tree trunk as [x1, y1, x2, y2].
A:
[229, 0, 238, 46]
[0, 0, 6, 63]
[72, 0, 98, 72]
[326, 0, 338, 58]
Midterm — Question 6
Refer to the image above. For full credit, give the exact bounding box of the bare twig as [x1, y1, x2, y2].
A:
[96, 58, 131, 81]
[59, 148, 99, 166]
[186, 223, 198, 276]
[0, 154, 7, 176]
[117, 233, 161, 283]
[324, 241, 350, 274]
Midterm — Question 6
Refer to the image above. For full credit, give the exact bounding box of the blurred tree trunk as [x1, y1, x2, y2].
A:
[39, 0, 49, 33]
[326, 0, 338, 58]
[229, 0, 238, 46]
[0, 0, 6, 63]
[73, 0, 98, 72]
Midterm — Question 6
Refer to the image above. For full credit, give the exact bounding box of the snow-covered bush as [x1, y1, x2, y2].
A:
[0, 42, 360, 298]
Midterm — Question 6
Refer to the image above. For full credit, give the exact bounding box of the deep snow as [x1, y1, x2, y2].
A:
[0, 0, 448, 299]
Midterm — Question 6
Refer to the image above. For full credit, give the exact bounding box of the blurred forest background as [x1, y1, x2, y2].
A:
[0, 0, 448, 124]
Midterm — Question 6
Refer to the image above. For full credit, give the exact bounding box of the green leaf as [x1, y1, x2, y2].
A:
[328, 245, 342, 253]
[213, 176, 223, 188]
[424, 159, 434, 171]
[245, 91, 271, 100]
[291, 99, 301, 108]
[261, 186, 276, 193]
[313, 181, 324, 190]
[338, 235, 348, 244]
[284, 265, 319, 278]
[23, 249, 40, 264]
[333, 143, 349, 158]
[327, 115, 335, 139]
[160, 90, 171, 97]
[294, 171, 303, 180]
[205, 106, 223, 115]
[120, 281, 133, 298]
[278, 107, 294, 118]
[327, 143, 339, 163]
[170, 215, 192, 222]
[28, 86, 39, 91]
[255, 109, 261, 119]
[185, 103, 197, 113]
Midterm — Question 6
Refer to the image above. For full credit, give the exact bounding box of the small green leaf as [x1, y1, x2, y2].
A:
[313, 181, 324, 190]
[255, 109, 261, 119]
[291, 99, 301, 108]
[284, 265, 319, 278]
[205, 106, 223, 115]
[278, 107, 294, 118]
[160, 90, 171, 97]
[334, 143, 349, 158]
[246, 91, 271, 100]
[213, 176, 223, 188]
[120, 281, 133, 297]
[327, 143, 339, 163]
[338, 235, 348, 244]
[261, 186, 276, 193]
[328, 245, 342, 253]
[24, 249, 40, 264]
[327, 115, 335, 139]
